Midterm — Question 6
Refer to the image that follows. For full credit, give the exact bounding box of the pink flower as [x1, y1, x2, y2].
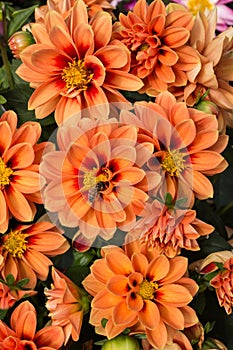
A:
[171, 0, 233, 31]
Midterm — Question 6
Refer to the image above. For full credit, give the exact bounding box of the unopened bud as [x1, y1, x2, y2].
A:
[8, 31, 34, 59]
[195, 99, 219, 116]
[101, 335, 140, 350]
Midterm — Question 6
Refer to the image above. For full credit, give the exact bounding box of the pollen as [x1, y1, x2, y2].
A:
[83, 168, 110, 190]
[0, 157, 13, 189]
[3, 230, 28, 258]
[161, 149, 186, 177]
[187, 0, 214, 15]
[62, 59, 94, 91]
[138, 279, 158, 300]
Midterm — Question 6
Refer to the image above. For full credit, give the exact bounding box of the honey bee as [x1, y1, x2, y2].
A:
[88, 181, 107, 203]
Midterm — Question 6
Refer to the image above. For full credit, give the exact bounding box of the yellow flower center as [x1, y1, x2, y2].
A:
[3, 230, 28, 258]
[187, 0, 214, 15]
[62, 59, 94, 91]
[0, 158, 13, 190]
[138, 280, 158, 300]
[161, 149, 185, 177]
[83, 168, 110, 190]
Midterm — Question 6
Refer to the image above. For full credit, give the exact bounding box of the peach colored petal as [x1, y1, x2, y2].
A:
[91, 11, 112, 51]
[132, 253, 149, 276]
[5, 185, 34, 222]
[104, 69, 143, 90]
[157, 303, 185, 329]
[106, 251, 132, 275]
[34, 326, 64, 348]
[126, 291, 144, 311]
[113, 300, 137, 325]
[191, 151, 225, 172]
[107, 275, 129, 296]
[4, 143, 34, 169]
[92, 289, 122, 309]
[82, 274, 105, 296]
[105, 317, 130, 339]
[192, 170, 213, 199]
[179, 305, 198, 327]
[28, 79, 65, 110]
[12, 170, 40, 194]
[0, 121, 12, 155]
[0, 110, 17, 134]
[146, 318, 168, 349]
[147, 255, 170, 282]
[163, 27, 190, 48]
[49, 25, 78, 57]
[24, 249, 52, 281]
[31, 49, 69, 71]
[157, 284, 193, 307]
[160, 256, 188, 285]
[0, 191, 7, 229]
[15, 310, 36, 340]
[139, 300, 160, 329]
[95, 46, 128, 69]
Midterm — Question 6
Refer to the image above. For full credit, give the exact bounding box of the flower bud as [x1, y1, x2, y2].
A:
[199, 250, 232, 274]
[195, 99, 219, 116]
[101, 335, 140, 350]
[184, 322, 205, 349]
[8, 31, 34, 59]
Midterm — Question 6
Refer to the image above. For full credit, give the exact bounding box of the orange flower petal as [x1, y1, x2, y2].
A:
[92, 289, 122, 309]
[126, 291, 144, 311]
[113, 300, 137, 325]
[138, 300, 160, 329]
[91, 11, 112, 51]
[147, 255, 170, 282]
[5, 185, 34, 222]
[106, 251, 132, 275]
[107, 275, 129, 296]
[156, 284, 193, 307]
[157, 303, 184, 329]
[34, 326, 64, 348]
[146, 318, 168, 349]
[132, 253, 149, 276]
[160, 256, 188, 285]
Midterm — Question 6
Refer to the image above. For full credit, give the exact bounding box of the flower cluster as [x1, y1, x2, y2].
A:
[0, 0, 233, 348]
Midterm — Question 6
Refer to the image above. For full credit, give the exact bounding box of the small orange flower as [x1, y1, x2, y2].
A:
[82, 242, 198, 349]
[45, 267, 89, 345]
[113, 0, 200, 95]
[0, 281, 36, 310]
[40, 116, 151, 246]
[128, 198, 214, 258]
[0, 220, 70, 289]
[35, 0, 115, 20]
[0, 110, 50, 233]
[16, 0, 143, 125]
[0, 300, 64, 349]
[121, 91, 228, 200]
[174, 9, 233, 130]
[200, 251, 233, 315]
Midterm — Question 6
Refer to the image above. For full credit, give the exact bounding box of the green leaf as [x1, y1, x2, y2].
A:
[16, 278, 30, 288]
[6, 274, 15, 286]
[7, 5, 38, 38]
[73, 249, 97, 267]
[204, 321, 216, 335]
[0, 95, 7, 104]
[0, 309, 8, 320]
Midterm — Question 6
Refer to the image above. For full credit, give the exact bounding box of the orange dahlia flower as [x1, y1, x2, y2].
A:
[82, 243, 198, 349]
[16, 0, 143, 125]
[141, 329, 193, 350]
[44, 268, 89, 345]
[0, 281, 36, 310]
[45, 267, 89, 345]
[35, 0, 115, 21]
[121, 91, 228, 200]
[113, 0, 200, 95]
[0, 220, 70, 289]
[0, 300, 64, 349]
[199, 251, 233, 315]
[40, 116, 151, 246]
[174, 9, 233, 130]
[0, 110, 50, 233]
[128, 198, 214, 258]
